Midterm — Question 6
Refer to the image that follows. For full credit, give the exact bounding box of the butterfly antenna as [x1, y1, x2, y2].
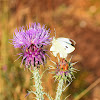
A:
[54, 28, 56, 38]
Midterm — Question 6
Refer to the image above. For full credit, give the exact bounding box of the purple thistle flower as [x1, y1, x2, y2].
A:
[12, 23, 52, 68]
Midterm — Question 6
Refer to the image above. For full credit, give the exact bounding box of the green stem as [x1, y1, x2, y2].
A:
[55, 79, 64, 100]
[31, 67, 44, 100]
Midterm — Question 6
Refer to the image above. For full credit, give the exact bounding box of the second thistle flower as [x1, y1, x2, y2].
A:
[12, 23, 52, 68]
[53, 58, 78, 83]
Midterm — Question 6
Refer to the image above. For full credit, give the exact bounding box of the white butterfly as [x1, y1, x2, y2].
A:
[50, 37, 76, 58]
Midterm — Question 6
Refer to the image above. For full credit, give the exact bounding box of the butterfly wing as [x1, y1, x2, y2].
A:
[50, 37, 75, 58]
[50, 38, 64, 57]
[57, 38, 75, 53]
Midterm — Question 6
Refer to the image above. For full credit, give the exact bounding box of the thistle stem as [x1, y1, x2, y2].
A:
[31, 67, 44, 100]
[55, 79, 64, 100]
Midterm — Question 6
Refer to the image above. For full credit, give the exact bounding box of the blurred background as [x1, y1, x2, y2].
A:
[0, 0, 100, 100]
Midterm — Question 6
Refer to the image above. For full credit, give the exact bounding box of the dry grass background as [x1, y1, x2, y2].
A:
[0, 0, 100, 100]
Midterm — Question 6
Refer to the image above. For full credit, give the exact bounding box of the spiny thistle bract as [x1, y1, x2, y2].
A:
[52, 58, 78, 83]
[12, 23, 52, 68]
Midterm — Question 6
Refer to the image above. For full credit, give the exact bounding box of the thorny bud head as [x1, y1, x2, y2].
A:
[53, 58, 78, 83]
